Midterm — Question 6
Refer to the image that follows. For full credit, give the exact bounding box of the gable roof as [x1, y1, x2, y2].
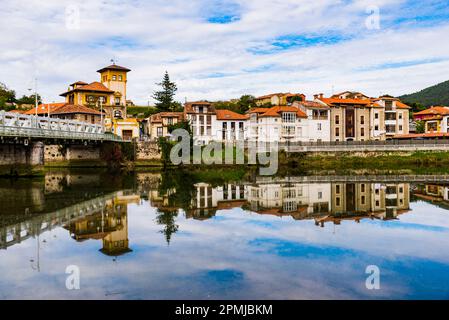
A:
[260, 106, 307, 118]
[150, 112, 184, 123]
[184, 101, 214, 113]
[414, 106, 449, 116]
[215, 109, 248, 120]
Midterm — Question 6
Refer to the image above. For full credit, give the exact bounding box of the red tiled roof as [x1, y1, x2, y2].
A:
[396, 101, 411, 109]
[24, 103, 67, 115]
[97, 64, 131, 73]
[296, 100, 330, 109]
[256, 93, 287, 99]
[319, 97, 371, 106]
[414, 106, 449, 116]
[260, 106, 307, 118]
[215, 109, 248, 120]
[51, 104, 102, 115]
[60, 82, 114, 96]
[70, 81, 88, 86]
[248, 107, 270, 114]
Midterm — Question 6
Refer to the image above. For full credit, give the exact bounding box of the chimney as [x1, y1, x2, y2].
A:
[314, 94, 319, 100]
[319, 93, 324, 99]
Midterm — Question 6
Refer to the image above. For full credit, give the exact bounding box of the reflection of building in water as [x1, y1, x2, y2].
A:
[186, 183, 247, 220]
[330, 183, 410, 222]
[246, 183, 331, 220]
[64, 192, 139, 256]
[414, 184, 449, 209]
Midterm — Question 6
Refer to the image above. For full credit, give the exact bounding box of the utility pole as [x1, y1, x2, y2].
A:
[34, 78, 38, 117]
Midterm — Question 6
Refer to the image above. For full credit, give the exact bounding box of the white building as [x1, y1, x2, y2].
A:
[247, 103, 331, 143]
[184, 101, 248, 145]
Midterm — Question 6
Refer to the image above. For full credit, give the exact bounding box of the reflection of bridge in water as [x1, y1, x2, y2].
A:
[0, 191, 123, 250]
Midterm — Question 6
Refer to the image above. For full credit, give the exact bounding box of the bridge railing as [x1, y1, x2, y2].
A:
[0, 111, 123, 142]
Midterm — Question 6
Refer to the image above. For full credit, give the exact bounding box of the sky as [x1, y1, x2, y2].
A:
[1, 0, 449, 105]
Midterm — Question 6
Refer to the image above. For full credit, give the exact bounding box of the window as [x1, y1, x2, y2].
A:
[84, 115, 88, 121]
[118, 75, 122, 81]
[376, 200, 380, 207]
[375, 125, 379, 131]
[87, 95, 95, 102]
[112, 75, 117, 81]
[239, 122, 243, 130]
[361, 116, 365, 125]
[336, 185, 340, 194]
[318, 191, 323, 199]
[361, 128, 365, 136]
[335, 115, 340, 125]
[335, 127, 340, 137]
[99, 96, 106, 103]
[157, 127, 163, 137]
[361, 196, 365, 205]
[282, 112, 295, 123]
[336, 197, 341, 206]
[317, 123, 322, 131]
[399, 125, 403, 131]
[103, 76, 107, 82]
[375, 112, 379, 119]
[361, 184, 365, 192]
[115, 97, 121, 106]
[167, 117, 173, 125]
[399, 113, 402, 119]
[198, 106, 204, 113]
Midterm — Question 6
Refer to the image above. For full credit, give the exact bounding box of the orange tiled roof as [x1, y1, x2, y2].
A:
[24, 103, 67, 115]
[215, 109, 248, 120]
[414, 106, 449, 116]
[248, 107, 270, 114]
[51, 104, 102, 115]
[8, 109, 26, 114]
[296, 100, 330, 109]
[260, 106, 307, 118]
[395, 101, 411, 109]
[60, 81, 114, 96]
[319, 97, 371, 106]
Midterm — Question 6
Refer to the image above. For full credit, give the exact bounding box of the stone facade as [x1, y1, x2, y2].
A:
[136, 142, 161, 160]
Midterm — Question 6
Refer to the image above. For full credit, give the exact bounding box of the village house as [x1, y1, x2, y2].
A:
[147, 112, 185, 140]
[58, 63, 139, 140]
[413, 106, 449, 134]
[315, 93, 410, 141]
[184, 101, 248, 145]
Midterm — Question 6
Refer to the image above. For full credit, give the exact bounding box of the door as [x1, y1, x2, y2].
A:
[122, 130, 133, 141]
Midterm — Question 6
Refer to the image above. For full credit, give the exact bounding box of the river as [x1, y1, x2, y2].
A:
[0, 169, 448, 299]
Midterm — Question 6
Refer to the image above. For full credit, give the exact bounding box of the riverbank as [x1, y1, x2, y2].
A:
[2, 150, 449, 177]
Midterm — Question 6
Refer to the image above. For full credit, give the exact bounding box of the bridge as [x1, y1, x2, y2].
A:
[0, 191, 122, 250]
[250, 175, 449, 184]
[0, 111, 123, 142]
[0, 111, 128, 170]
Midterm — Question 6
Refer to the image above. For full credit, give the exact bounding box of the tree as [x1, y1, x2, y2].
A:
[16, 94, 42, 106]
[415, 120, 425, 134]
[152, 71, 178, 112]
[213, 95, 257, 114]
[0, 82, 16, 110]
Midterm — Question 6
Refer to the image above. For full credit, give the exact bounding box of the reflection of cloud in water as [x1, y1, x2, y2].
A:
[1, 193, 449, 299]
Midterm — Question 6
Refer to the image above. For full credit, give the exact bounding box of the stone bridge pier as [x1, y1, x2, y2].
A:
[0, 141, 45, 167]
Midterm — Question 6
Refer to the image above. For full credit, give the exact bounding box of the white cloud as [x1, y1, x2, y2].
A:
[0, 0, 448, 104]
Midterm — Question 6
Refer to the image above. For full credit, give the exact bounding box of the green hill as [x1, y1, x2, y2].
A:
[399, 80, 449, 107]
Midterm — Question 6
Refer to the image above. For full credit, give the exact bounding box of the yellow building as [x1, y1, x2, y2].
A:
[60, 63, 131, 120]
[255, 93, 305, 106]
[105, 117, 140, 141]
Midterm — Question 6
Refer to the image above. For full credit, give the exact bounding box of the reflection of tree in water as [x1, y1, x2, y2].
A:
[154, 170, 196, 244]
[155, 209, 179, 244]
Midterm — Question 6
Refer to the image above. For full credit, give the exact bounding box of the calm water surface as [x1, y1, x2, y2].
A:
[1, 170, 449, 299]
